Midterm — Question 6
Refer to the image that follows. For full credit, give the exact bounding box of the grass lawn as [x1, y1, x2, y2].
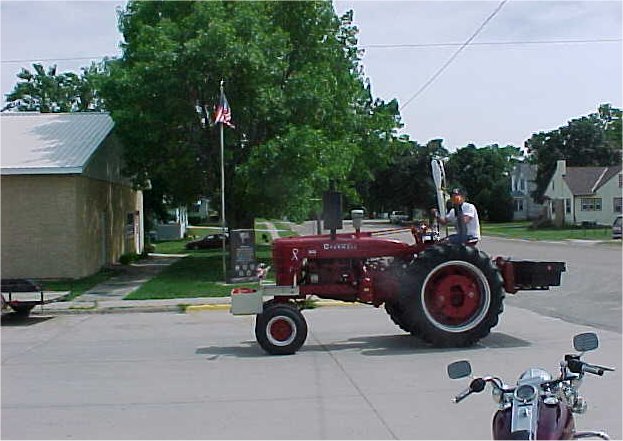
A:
[482, 221, 613, 241]
[126, 245, 273, 299]
[125, 230, 276, 300]
[272, 220, 299, 237]
[40, 267, 121, 300]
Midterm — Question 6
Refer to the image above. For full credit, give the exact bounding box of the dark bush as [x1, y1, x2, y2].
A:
[119, 252, 141, 265]
[188, 215, 207, 226]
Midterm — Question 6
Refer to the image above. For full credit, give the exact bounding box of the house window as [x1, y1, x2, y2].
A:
[520, 179, 526, 191]
[614, 197, 622, 213]
[619, 174, 622, 188]
[513, 198, 524, 212]
[565, 198, 571, 214]
[580, 198, 602, 211]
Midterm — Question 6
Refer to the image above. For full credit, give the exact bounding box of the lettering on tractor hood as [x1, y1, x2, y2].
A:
[323, 243, 357, 251]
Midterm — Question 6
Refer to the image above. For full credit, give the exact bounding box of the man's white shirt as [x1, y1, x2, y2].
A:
[445, 202, 481, 239]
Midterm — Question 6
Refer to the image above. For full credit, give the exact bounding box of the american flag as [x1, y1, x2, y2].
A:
[214, 91, 234, 128]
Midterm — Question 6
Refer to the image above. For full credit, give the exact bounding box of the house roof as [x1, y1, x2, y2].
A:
[0, 112, 114, 175]
[564, 164, 622, 195]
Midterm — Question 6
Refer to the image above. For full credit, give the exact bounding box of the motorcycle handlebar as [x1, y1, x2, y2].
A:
[582, 364, 605, 376]
[453, 378, 487, 403]
[567, 357, 614, 377]
[453, 387, 472, 403]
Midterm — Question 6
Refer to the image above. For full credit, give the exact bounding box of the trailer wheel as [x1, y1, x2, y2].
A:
[400, 244, 504, 347]
[11, 304, 34, 317]
[255, 302, 307, 355]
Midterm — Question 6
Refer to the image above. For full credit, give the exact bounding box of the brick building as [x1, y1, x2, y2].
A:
[1, 112, 143, 279]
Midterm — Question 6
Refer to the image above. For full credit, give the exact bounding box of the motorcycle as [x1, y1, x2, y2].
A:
[447, 332, 615, 440]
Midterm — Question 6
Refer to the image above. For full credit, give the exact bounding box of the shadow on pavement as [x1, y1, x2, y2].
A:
[1, 313, 55, 326]
[196, 341, 265, 359]
[195, 332, 531, 358]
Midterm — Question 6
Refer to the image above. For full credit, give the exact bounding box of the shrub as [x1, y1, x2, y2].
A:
[188, 215, 207, 226]
[119, 252, 141, 265]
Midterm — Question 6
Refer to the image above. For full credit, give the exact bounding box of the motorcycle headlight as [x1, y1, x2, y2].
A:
[514, 384, 538, 403]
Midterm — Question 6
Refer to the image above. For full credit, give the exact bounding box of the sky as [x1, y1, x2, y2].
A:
[1, 0, 621, 151]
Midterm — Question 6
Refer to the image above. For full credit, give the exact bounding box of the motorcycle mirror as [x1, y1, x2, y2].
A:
[573, 332, 599, 352]
[448, 360, 472, 379]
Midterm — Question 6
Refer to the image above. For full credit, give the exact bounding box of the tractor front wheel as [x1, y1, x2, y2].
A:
[255, 302, 308, 355]
[399, 244, 504, 347]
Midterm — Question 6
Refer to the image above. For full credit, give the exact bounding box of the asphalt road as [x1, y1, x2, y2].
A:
[2, 307, 621, 439]
[477, 236, 622, 334]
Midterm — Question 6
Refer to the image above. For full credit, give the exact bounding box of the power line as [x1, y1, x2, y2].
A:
[1, 55, 118, 64]
[2, 37, 619, 65]
[400, 0, 509, 111]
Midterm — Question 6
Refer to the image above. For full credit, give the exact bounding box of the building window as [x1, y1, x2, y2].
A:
[125, 213, 135, 238]
[580, 198, 602, 211]
[565, 198, 571, 214]
[520, 179, 526, 191]
[513, 198, 524, 212]
[614, 197, 622, 213]
[619, 174, 622, 188]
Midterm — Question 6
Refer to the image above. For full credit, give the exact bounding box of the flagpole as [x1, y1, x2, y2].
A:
[219, 80, 227, 283]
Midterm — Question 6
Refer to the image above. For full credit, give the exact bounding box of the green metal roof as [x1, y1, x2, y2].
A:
[1, 112, 114, 175]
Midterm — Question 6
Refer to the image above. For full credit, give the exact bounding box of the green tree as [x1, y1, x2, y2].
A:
[445, 144, 521, 222]
[100, 1, 401, 227]
[4, 62, 107, 112]
[526, 104, 622, 201]
[366, 138, 449, 216]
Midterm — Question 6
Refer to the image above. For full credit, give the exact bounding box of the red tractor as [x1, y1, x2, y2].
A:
[231, 217, 565, 355]
[231, 160, 564, 354]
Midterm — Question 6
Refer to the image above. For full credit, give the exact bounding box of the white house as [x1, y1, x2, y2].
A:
[544, 159, 622, 226]
[155, 205, 188, 240]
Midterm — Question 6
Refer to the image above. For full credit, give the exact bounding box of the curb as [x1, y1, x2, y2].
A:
[185, 299, 361, 313]
[27, 298, 362, 316]
[186, 304, 230, 312]
[30, 304, 186, 315]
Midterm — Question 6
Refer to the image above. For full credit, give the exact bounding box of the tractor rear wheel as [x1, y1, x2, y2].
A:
[255, 302, 307, 355]
[383, 263, 411, 332]
[399, 244, 504, 347]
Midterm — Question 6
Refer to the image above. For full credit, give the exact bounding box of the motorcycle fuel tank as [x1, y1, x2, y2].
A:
[492, 401, 575, 440]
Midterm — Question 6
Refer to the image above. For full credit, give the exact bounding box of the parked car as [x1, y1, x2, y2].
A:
[185, 233, 229, 250]
[389, 210, 409, 224]
[612, 215, 622, 239]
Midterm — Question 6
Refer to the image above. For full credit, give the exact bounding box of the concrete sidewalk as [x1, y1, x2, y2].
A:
[32, 253, 233, 315]
[30, 252, 347, 316]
